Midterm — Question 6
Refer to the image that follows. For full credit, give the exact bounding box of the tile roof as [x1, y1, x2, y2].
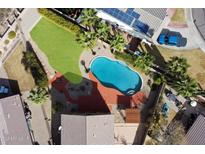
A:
[185, 115, 205, 145]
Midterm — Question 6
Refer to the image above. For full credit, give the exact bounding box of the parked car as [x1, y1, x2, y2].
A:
[157, 33, 182, 47]
[0, 85, 9, 94]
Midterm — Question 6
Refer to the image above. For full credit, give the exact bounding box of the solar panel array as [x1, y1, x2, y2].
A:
[98, 8, 149, 33]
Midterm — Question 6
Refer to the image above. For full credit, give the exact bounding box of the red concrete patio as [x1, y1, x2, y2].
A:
[50, 72, 147, 113]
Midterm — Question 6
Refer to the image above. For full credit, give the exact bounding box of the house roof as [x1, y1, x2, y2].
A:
[0, 95, 32, 145]
[97, 8, 167, 36]
[185, 115, 205, 145]
[61, 114, 114, 145]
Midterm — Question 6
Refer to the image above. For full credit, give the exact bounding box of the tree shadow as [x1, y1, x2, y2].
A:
[128, 37, 141, 51]
[50, 71, 110, 144]
[144, 43, 166, 67]
[133, 83, 165, 144]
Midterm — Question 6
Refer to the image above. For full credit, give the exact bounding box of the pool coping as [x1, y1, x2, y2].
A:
[89, 55, 144, 92]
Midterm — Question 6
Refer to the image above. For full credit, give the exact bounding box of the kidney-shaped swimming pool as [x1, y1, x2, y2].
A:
[90, 56, 143, 95]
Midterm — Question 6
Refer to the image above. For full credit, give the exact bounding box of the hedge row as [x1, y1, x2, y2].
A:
[114, 51, 135, 64]
[38, 8, 81, 34]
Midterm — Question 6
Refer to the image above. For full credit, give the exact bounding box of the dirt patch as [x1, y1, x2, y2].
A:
[170, 8, 186, 24]
[196, 73, 205, 84]
[4, 42, 35, 91]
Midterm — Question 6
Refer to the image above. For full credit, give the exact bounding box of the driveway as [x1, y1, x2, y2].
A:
[152, 9, 199, 50]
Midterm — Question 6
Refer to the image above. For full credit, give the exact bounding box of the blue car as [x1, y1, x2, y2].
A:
[157, 33, 181, 47]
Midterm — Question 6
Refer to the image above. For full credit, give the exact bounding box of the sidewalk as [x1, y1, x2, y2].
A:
[21, 91, 52, 145]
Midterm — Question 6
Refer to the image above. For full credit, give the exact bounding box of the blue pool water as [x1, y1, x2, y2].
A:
[90, 57, 143, 95]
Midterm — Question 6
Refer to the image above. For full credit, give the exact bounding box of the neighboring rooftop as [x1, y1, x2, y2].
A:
[184, 115, 205, 145]
[0, 95, 32, 145]
[61, 114, 114, 145]
[192, 8, 205, 40]
[97, 8, 167, 36]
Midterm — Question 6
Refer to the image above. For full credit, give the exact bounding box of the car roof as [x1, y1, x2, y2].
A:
[168, 36, 178, 44]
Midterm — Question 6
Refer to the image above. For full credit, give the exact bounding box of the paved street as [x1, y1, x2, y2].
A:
[189, 8, 205, 52]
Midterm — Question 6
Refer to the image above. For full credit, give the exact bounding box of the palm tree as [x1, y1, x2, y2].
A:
[172, 75, 199, 97]
[28, 87, 49, 104]
[76, 30, 97, 55]
[109, 33, 126, 53]
[166, 56, 190, 79]
[96, 21, 110, 41]
[134, 53, 155, 74]
[80, 9, 100, 31]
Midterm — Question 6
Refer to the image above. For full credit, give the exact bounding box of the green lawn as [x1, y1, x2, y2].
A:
[30, 18, 84, 84]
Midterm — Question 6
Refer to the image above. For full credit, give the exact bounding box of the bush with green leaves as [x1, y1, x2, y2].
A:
[28, 87, 48, 104]
[8, 31, 16, 39]
[22, 51, 48, 87]
[52, 101, 65, 114]
[38, 8, 81, 34]
[114, 51, 135, 64]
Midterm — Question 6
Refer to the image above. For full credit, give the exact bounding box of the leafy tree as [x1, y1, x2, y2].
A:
[80, 9, 100, 30]
[172, 75, 199, 97]
[109, 33, 126, 52]
[134, 53, 155, 74]
[76, 30, 97, 55]
[166, 56, 190, 79]
[28, 87, 48, 104]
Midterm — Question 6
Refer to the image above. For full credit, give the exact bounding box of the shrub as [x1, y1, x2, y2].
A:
[114, 51, 134, 64]
[4, 39, 9, 45]
[28, 87, 48, 104]
[38, 8, 81, 34]
[8, 31, 16, 39]
[52, 101, 65, 114]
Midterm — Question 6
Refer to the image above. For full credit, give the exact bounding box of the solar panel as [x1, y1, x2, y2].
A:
[132, 19, 149, 33]
[126, 8, 134, 15]
[131, 11, 140, 19]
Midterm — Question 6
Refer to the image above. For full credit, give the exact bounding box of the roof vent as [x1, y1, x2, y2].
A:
[7, 113, 10, 119]
[92, 133, 96, 138]
[104, 122, 108, 126]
